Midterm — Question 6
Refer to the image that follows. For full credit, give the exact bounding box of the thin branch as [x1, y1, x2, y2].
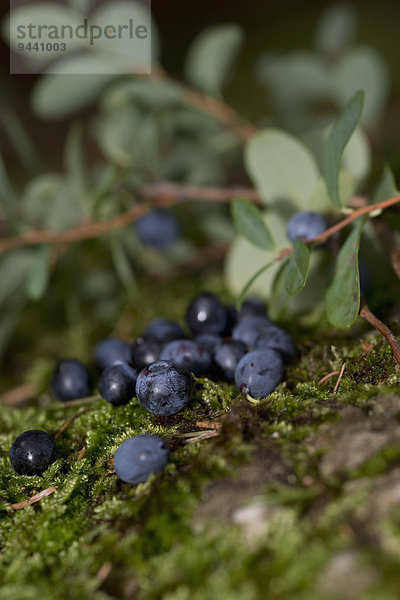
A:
[8, 486, 57, 512]
[359, 303, 400, 366]
[54, 407, 92, 439]
[0, 183, 259, 254]
[333, 362, 346, 393]
[147, 66, 258, 142]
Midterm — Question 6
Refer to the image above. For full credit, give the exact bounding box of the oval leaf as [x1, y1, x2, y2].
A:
[231, 197, 274, 250]
[184, 24, 244, 96]
[245, 128, 319, 210]
[322, 90, 364, 208]
[372, 166, 398, 205]
[26, 245, 51, 300]
[325, 218, 365, 328]
[284, 239, 310, 295]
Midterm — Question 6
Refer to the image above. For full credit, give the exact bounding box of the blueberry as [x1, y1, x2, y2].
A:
[135, 209, 180, 249]
[213, 340, 247, 381]
[131, 337, 162, 370]
[193, 332, 222, 355]
[234, 349, 284, 398]
[114, 434, 170, 485]
[232, 316, 272, 347]
[98, 362, 138, 406]
[186, 292, 228, 336]
[160, 339, 212, 376]
[254, 326, 295, 364]
[136, 360, 191, 416]
[286, 211, 327, 243]
[358, 258, 371, 296]
[94, 338, 132, 371]
[51, 359, 92, 401]
[144, 318, 185, 344]
[238, 298, 268, 321]
[9, 430, 56, 476]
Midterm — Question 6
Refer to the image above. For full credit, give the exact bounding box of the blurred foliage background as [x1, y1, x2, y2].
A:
[0, 0, 400, 389]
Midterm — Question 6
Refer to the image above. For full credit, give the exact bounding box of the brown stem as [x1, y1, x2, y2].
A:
[147, 67, 258, 142]
[359, 303, 400, 366]
[0, 183, 258, 253]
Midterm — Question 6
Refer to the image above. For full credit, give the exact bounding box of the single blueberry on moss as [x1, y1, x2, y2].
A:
[255, 326, 295, 364]
[94, 338, 132, 371]
[213, 340, 247, 381]
[9, 430, 56, 476]
[234, 349, 284, 398]
[51, 359, 92, 401]
[186, 292, 228, 336]
[136, 359, 191, 416]
[98, 362, 138, 406]
[114, 434, 170, 485]
[160, 339, 212, 376]
[232, 316, 271, 347]
[131, 337, 162, 370]
[144, 318, 185, 344]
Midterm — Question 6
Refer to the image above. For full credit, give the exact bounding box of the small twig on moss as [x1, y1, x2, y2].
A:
[55, 408, 92, 439]
[59, 394, 102, 407]
[318, 371, 339, 385]
[333, 363, 346, 393]
[182, 430, 219, 444]
[359, 303, 400, 366]
[77, 446, 86, 461]
[195, 421, 222, 430]
[1, 383, 35, 406]
[95, 562, 112, 584]
[7, 485, 57, 512]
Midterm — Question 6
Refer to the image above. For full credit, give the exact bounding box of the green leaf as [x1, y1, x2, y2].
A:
[32, 66, 117, 120]
[231, 198, 274, 250]
[325, 218, 365, 328]
[224, 210, 288, 300]
[184, 24, 244, 96]
[26, 245, 51, 300]
[245, 128, 319, 210]
[0, 150, 19, 216]
[284, 240, 310, 295]
[334, 47, 389, 127]
[0, 250, 33, 306]
[322, 91, 364, 208]
[372, 166, 398, 205]
[236, 261, 275, 309]
[314, 4, 357, 57]
[64, 122, 89, 199]
[0, 107, 44, 174]
[110, 236, 136, 290]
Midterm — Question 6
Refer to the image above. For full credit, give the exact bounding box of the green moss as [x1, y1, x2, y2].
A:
[2, 273, 400, 598]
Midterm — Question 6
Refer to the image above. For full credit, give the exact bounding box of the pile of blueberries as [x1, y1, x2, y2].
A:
[9, 292, 295, 487]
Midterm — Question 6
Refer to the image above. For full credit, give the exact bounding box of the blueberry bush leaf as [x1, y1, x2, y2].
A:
[322, 90, 364, 208]
[26, 245, 51, 301]
[184, 23, 244, 96]
[245, 129, 319, 210]
[231, 197, 275, 250]
[314, 3, 357, 57]
[236, 261, 275, 309]
[284, 239, 310, 295]
[325, 218, 365, 328]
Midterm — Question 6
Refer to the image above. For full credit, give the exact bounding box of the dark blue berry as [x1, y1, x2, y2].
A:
[136, 360, 191, 416]
[234, 349, 284, 398]
[135, 209, 180, 249]
[131, 336, 162, 370]
[193, 332, 222, 355]
[238, 297, 268, 321]
[51, 359, 91, 401]
[213, 340, 247, 381]
[286, 211, 327, 242]
[254, 326, 295, 364]
[9, 430, 56, 476]
[358, 258, 371, 296]
[186, 292, 228, 336]
[160, 339, 212, 376]
[232, 316, 271, 347]
[114, 434, 170, 485]
[144, 318, 185, 344]
[98, 362, 138, 406]
[94, 338, 131, 371]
